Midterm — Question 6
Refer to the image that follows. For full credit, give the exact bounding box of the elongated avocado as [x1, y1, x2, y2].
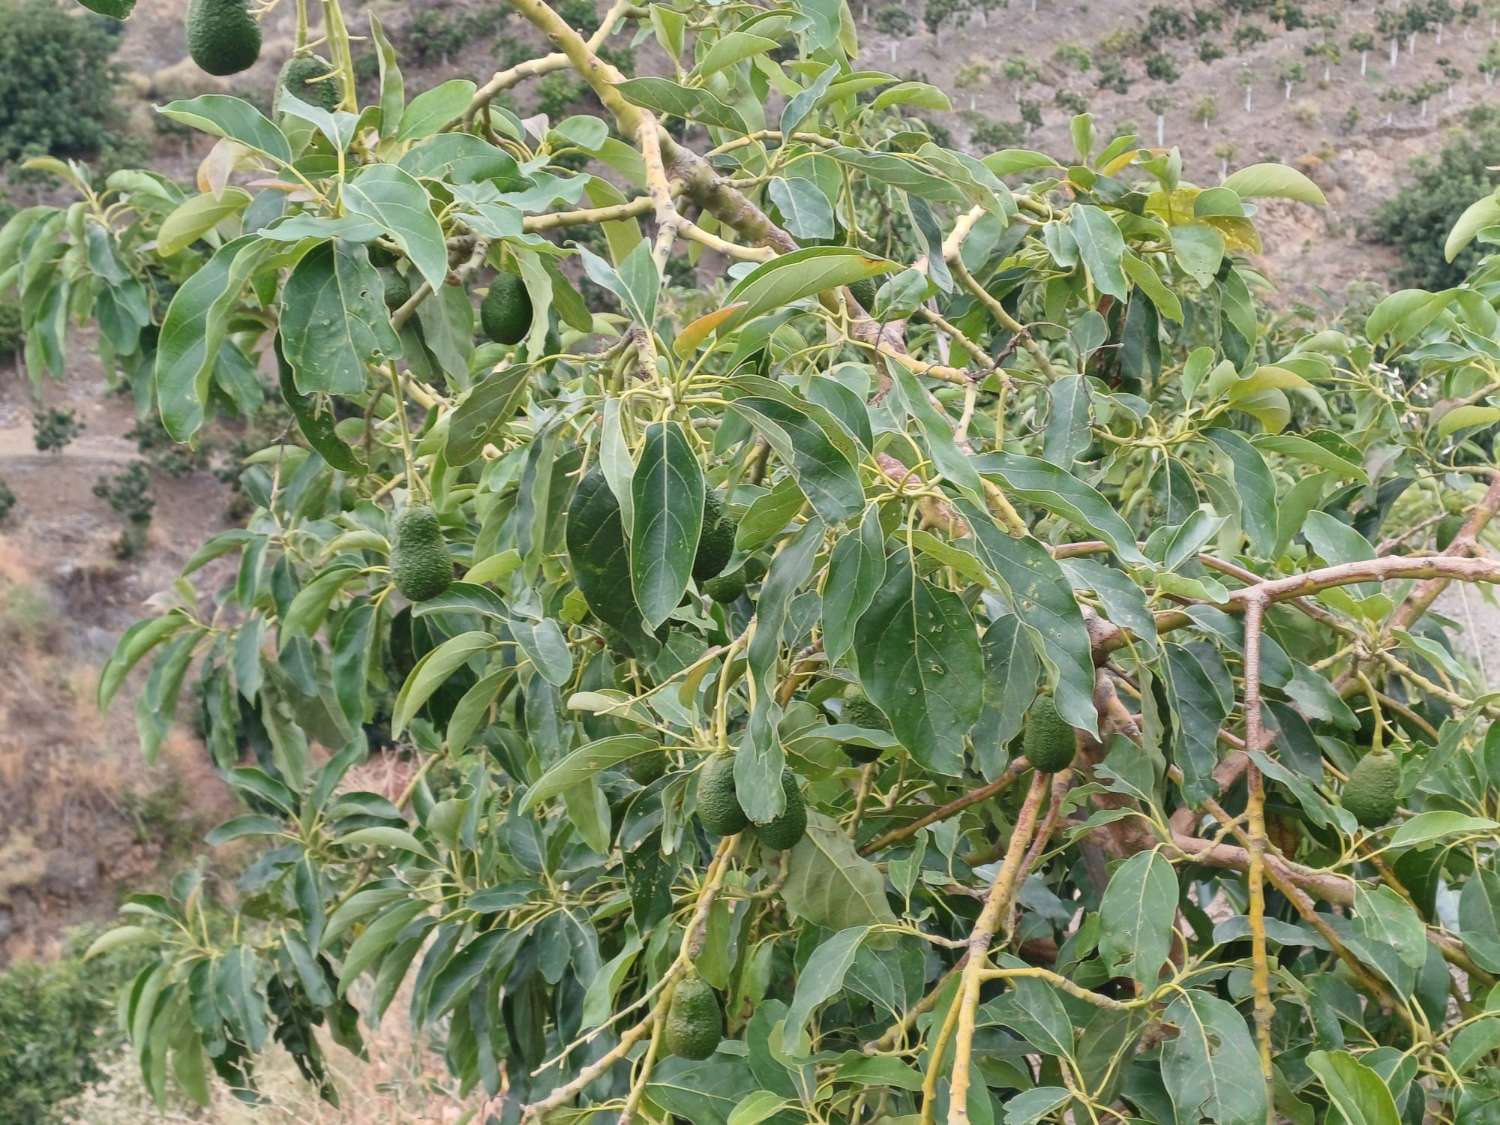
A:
[391, 505, 452, 602]
[481, 272, 532, 345]
[380, 267, 411, 311]
[1343, 748, 1400, 828]
[752, 769, 807, 850]
[693, 491, 734, 582]
[1022, 698, 1076, 773]
[187, 0, 261, 76]
[663, 974, 722, 1060]
[696, 753, 748, 835]
[702, 571, 746, 603]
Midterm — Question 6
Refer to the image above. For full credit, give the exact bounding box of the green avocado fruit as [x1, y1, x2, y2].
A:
[391, 505, 453, 603]
[696, 753, 748, 835]
[841, 694, 890, 763]
[187, 0, 261, 76]
[693, 491, 735, 582]
[663, 974, 722, 1060]
[702, 571, 746, 603]
[480, 272, 532, 345]
[625, 752, 666, 786]
[850, 276, 878, 313]
[752, 769, 807, 850]
[380, 267, 411, 311]
[1022, 698, 1076, 773]
[279, 55, 340, 111]
[1436, 513, 1464, 551]
[1343, 748, 1400, 828]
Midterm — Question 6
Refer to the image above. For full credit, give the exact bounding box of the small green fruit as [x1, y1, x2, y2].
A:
[380, 267, 411, 311]
[480, 272, 532, 345]
[186, 0, 261, 76]
[702, 571, 746, 603]
[1022, 698, 1076, 773]
[696, 753, 748, 835]
[663, 974, 722, 1060]
[693, 491, 735, 582]
[840, 694, 890, 763]
[391, 505, 453, 602]
[752, 769, 807, 850]
[625, 752, 666, 786]
[279, 55, 340, 111]
[1343, 748, 1400, 828]
[1436, 513, 1464, 551]
[849, 276, 878, 313]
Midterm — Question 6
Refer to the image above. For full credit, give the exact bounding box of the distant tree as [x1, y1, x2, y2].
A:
[1054, 42, 1092, 71]
[1481, 39, 1500, 84]
[1238, 64, 1256, 111]
[874, 3, 915, 59]
[1095, 57, 1130, 94]
[923, 0, 967, 45]
[1054, 88, 1089, 114]
[1146, 92, 1172, 145]
[1192, 6, 1224, 32]
[1003, 56, 1042, 103]
[1018, 96, 1043, 133]
[1305, 39, 1342, 82]
[1214, 139, 1236, 181]
[1437, 54, 1463, 98]
[1350, 30, 1376, 75]
[1377, 6, 1403, 66]
[1233, 22, 1269, 49]
[966, 114, 1026, 149]
[1192, 93, 1220, 130]
[1430, 0, 1457, 42]
[1199, 39, 1226, 62]
[1280, 59, 1306, 99]
[1274, 2, 1311, 30]
[1145, 52, 1181, 83]
[1145, 4, 1190, 39]
[955, 62, 988, 110]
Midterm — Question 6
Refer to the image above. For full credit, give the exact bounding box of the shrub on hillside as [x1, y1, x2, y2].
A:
[1375, 107, 1500, 288]
[0, 946, 118, 1122]
[0, 0, 122, 163]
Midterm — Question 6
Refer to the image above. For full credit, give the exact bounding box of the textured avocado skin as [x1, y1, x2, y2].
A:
[391, 506, 453, 602]
[703, 571, 745, 603]
[850, 277, 878, 312]
[480, 273, 532, 345]
[696, 753, 748, 835]
[280, 55, 339, 110]
[663, 975, 722, 1060]
[187, 0, 261, 76]
[841, 695, 889, 763]
[624, 752, 665, 786]
[380, 267, 411, 311]
[693, 492, 735, 582]
[752, 769, 807, 849]
[1343, 748, 1400, 827]
[1022, 698, 1076, 773]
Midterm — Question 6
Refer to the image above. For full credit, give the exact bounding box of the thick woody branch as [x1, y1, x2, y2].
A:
[858, 757, 1029, 856]
[1240, 596, 1275, 1084]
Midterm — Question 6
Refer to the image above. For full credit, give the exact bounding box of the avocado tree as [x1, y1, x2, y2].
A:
[15, 0, 1500, 1122]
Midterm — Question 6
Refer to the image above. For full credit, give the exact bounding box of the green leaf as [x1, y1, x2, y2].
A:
[782, 927, 869, 1054]
[392, 631, 496, 735]
[853, 555, 983, 775]
[155, 235, 275, 441]
[396, 79, 477, 142]
[342, 165, 449, 293]
[630, 421, 704, 629]
[156, 96, 291, 163]
[976, 452, 1147, 565]
[782, 814, 897, 930]
[446, 363, 533, 466]
[1450, 1017, 1500, 1073]
[1070, 204, 1129, 300]
[521, 736, 659, 811]
[1222, 162, 1328, 206]
[822, 505, 886, 663]
[1098, 851, 1178, 988]
[275, 337, 363, 473]
[1388, 812, 1499, 849]
[1004, 1088, 1073, 1124]
[156, 189, 251, 257]
[566, 469, 653, 648]
[83, 925, 158, 960]
[1305, 1050, 1400, 1125]
[1353, 885, 1427, 970]
[99, 612, 188, 709]
[1205, 428, 1277, 557]
[74, 0, 134, 16]
[280, 240, 401, 395]
[615, 76, 749, 131]
[1161, 990, 1269, 1125]
[727, 1091, 790, 1125]
[1436, 404, 1500, 438]
[693, 31, 780, 77]
[724, 247, 895, 325]
[1445, 191, 1500, 261]
[958, 499, 1099, 737]
[1042, 374, 1091, 469]
[727, 375, 864, 525]
[336, 826, 429, 855]
[205, 814, 286, 846]
[1458, 869, 1500, 973]
[767, 177, 834, 241]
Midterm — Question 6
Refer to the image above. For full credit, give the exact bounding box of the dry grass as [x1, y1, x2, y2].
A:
[58, 979, 470, 1124]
